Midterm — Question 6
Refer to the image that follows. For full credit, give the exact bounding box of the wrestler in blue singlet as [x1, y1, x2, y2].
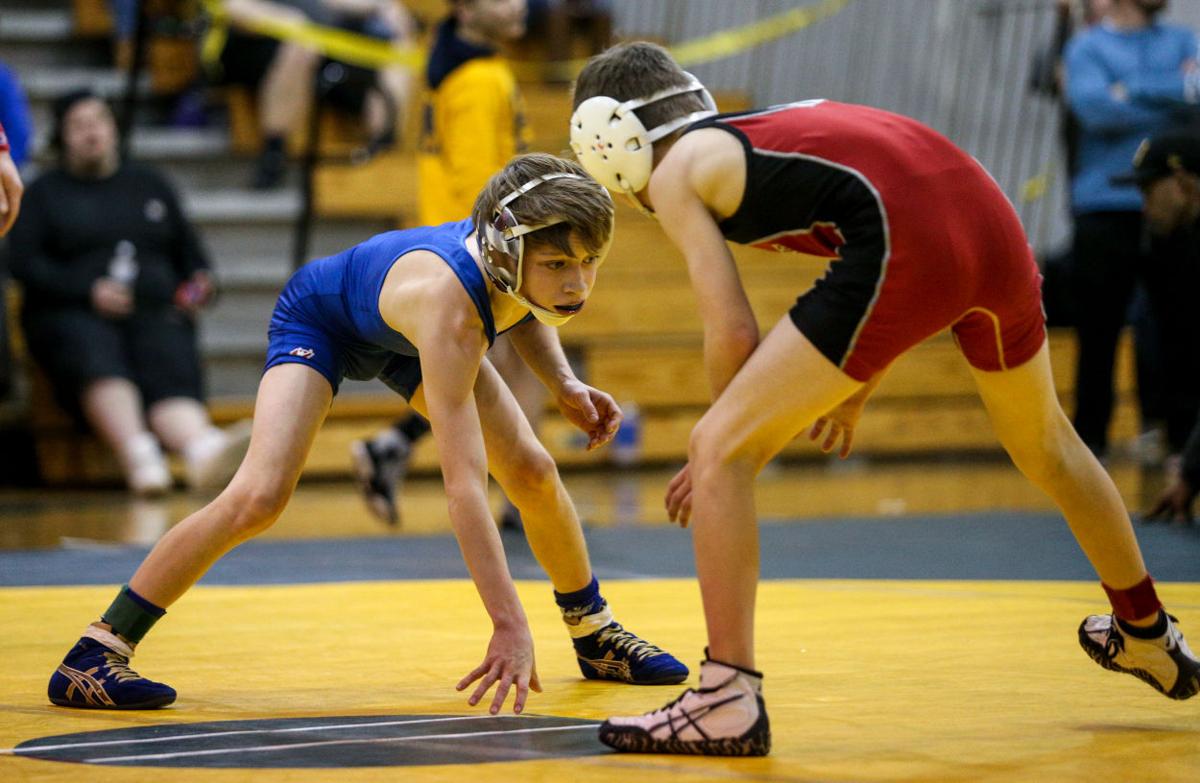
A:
[265, 218, 529, 397]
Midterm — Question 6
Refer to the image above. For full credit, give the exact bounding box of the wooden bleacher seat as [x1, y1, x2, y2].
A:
[5, 280, 117, 485]
[72, 0, 114, 38]
[212, 326, 1138, 481]
[74, 0, 200, 94]
[27, 366, 129, 486]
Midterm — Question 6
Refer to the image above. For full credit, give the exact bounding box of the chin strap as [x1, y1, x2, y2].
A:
[521, 298, 576, 327]
[621, 191, 657, 219]
[482, 265, 577, 327]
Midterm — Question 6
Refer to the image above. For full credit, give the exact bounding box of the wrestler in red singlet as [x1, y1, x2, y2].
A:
[684, 100, 1046, 380]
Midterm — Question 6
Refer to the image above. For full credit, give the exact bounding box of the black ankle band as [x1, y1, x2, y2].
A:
[703, 648, 764, 679]
[1116, 610, 1168, 639]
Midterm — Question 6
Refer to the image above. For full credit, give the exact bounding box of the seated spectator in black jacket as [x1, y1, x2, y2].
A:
[8, 91, 249, 494]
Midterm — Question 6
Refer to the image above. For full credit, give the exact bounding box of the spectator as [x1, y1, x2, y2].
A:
[215, 0, 415, 189]
[7, 91, 250, 494]
[0, 62, 32, 168]
[1062, 0, 1200, 457]
[1029, 1, 1167, 449]
[351, 0, 536, 530]
[1126, 130, 1200, 523]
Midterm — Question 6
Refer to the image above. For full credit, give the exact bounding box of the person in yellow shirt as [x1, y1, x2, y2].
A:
[418, 0, 530, 222]
[352, 0, 539, 530]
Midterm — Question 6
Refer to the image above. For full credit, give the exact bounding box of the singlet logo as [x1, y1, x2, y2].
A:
[752, 222, 846, 259]
[289, 347, 315, 359]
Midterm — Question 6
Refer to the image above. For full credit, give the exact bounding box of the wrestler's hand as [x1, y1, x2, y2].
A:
[1144, 477, 1196, 526]
[456, 621, 541, 715]
[556, 379, 622, 450]
[665, 462, 693, 526]
[809, 396, 866, 459]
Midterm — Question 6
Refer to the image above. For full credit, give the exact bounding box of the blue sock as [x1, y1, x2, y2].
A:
[554, 575, 606, 617]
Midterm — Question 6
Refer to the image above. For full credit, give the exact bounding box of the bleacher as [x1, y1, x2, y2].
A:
[6, 0, 1141, 486]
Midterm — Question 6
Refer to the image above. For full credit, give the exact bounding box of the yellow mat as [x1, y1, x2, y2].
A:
[3, 579, 1198, 782]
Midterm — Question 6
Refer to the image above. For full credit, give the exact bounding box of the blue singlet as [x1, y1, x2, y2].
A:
[265, 219, 525, 397]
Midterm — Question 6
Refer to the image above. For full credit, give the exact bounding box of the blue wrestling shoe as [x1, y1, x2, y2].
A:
[574, 622, 689, 685]
[48, 631, 176, 709]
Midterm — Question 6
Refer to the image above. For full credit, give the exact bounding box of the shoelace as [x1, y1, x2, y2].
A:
[101, 652, 146, 683]
[596, 625, 666, 661]
[641, 681, 747, 740]
[633, 687, 700, 723]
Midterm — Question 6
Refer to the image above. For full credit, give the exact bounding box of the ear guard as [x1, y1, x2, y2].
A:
[569, 73, 717, 198]
[478, 171, 611, 327]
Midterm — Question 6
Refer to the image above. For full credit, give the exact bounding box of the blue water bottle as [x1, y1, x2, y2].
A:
[612, 401, 642, 467]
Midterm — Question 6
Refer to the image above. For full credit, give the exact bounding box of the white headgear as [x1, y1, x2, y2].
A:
[478, 171, 612, 327]
[569, 73, 717, 198]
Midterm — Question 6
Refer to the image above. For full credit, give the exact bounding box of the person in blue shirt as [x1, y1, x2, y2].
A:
[45, 152, 688, 713]
[1063, 0, 1200, 457]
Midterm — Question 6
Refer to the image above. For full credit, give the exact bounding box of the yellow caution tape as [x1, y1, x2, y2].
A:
[200, 0, 422, 72]
[671, 0, 853, 67]
[199, 0, 853, 76]
[1020, 165, 1054, 204]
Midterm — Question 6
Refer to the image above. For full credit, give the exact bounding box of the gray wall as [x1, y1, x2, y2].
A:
[611, 0, 1200, 254]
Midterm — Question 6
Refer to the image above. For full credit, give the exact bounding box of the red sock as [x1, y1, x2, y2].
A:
[1102, 574, 1162, 622]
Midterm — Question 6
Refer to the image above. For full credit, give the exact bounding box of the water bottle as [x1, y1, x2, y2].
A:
[611, 401, 642, 467]
[108, 240, 139, 285]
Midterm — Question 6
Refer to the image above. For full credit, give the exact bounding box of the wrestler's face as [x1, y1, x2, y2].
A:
[62, 98, 119, 177]
[1141, 172, 1199, 236]
[519, 233, 601, 318]
[461, 0, 527, 43]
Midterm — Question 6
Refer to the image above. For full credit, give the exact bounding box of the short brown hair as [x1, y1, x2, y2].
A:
[572, 42, 706, 133]
[472, 153, 614, 257]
